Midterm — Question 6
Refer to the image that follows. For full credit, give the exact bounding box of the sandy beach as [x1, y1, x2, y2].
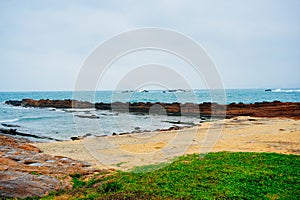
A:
[34, 116, 300, 171]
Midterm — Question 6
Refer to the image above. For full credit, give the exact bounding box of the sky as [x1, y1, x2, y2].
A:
[0, 0, 299, 91]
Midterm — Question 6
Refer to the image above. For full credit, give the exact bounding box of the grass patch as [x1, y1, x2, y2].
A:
[40, 152, 300, 199]
[30, 171, 42, 176]
[71, 174, 86, 189]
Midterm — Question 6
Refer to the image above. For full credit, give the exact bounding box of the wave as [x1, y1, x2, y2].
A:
[18, 116, 59, 122]
[5, 105, 31, 110]
[272, 89, 300, 93]
[0, 118, 19, 123]
[63, 108, 96, 113]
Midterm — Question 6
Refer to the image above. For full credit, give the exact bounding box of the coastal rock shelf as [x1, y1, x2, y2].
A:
[0, 135, 108, 198]
[5, 99, 300, 119]
[5, 99, 94, 108]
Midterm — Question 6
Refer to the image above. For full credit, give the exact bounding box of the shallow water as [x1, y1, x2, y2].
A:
[0, 89, 299, 141]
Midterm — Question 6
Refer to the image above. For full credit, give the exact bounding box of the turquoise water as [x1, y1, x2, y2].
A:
[1, 89, 300, 103]
[0, 89, 299, 141]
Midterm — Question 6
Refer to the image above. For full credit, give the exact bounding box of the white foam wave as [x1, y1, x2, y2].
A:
[272, 89, 300, 93]
[0, 118, 19, 123]
[64, 108, 96, 112]
[7, 106, 31, 110]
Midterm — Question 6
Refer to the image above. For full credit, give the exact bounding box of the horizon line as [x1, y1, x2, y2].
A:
[0, 87, 298, 93]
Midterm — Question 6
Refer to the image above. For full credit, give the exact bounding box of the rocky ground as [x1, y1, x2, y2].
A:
[0, 135, 112, 198]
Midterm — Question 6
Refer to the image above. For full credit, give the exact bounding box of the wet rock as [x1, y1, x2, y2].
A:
[0, 128, 17, 135]
[71, 136, 80, 140]
[168, 126, 180, 131]
[71, 133, 92, 140]
[75, 115, 99, 119]
[1, 123, 21, 128]
[226, 101, 300, 119]
[119, 132, 130, 135]
[4, 100, 22, 106]
[5, 99, 94, 109]
[163, 121, 195, 126]
[0, 128, 61, 141]
[83, 133, 92, 137]
[5, 99, 300, 119]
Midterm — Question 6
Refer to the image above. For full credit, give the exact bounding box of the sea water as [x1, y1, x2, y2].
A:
[0, 89, 299, 141]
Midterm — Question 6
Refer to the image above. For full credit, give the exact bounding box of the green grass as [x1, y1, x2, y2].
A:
[40, 152, 299, 199]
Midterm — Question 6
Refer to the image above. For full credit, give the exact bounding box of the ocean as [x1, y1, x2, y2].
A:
[0, 89, 299, 142]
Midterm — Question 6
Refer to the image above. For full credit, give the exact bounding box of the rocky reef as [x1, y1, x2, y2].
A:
[6, 98, 94, 109]
[226, 101, 300, 119]
[5, 99, 300, 119]
[0, 128, 61, 141]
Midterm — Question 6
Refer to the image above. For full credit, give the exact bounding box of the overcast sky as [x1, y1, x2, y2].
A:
[0, 0, 299, 91]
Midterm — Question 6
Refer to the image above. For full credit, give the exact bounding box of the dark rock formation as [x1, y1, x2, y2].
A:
[75, 114, 99, 119]
[226, 101, 300, 119]
[70, 133, 92, 140]
[5, 100, 22, 106]
[5, 99, 300, 119]
[5, 99, 94, 109]
[0, 128, 61, 141]
[1, 123, 21, 128]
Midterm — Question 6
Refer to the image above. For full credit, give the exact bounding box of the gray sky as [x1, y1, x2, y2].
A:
[1, 0, 299, 91]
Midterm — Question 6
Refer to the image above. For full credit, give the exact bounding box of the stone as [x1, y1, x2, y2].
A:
[0, 135, 107, 198]
[0, 171, 62, 198]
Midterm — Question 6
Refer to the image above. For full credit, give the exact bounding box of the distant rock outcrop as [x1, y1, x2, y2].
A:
[5, 99, 94, 108]
[5, 99, 300, 119]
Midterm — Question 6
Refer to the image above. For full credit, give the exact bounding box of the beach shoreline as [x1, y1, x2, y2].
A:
[1, 99, 300, 197]
[33, 116, 300, 170]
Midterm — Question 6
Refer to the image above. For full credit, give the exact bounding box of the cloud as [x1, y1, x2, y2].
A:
[0, 0, 299, 90]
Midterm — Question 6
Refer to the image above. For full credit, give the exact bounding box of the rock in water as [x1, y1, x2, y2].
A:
[5, 99, 300, 119]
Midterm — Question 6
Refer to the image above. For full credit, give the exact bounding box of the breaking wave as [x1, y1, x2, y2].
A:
[0, 118, 19, 123]
[272, 89, 300, 93]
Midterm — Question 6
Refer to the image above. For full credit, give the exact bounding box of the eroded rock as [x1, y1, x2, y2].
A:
[0, 135, 105, 198]
[0, 171, 61, 198]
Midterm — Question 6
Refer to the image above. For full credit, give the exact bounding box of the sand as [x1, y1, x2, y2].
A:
[33, 117, 300, 171]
